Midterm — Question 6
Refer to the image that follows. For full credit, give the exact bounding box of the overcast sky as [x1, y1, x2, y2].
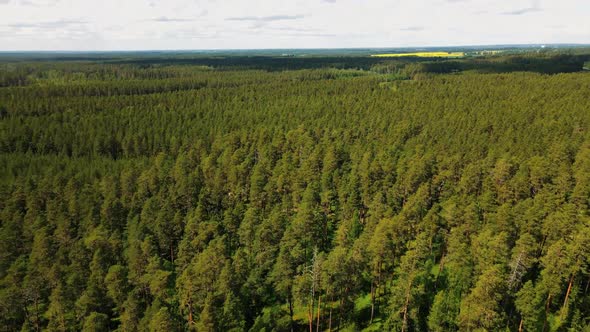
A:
[0, 0, 588, 51]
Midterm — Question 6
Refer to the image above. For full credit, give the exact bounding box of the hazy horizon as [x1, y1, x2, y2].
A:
[1, 43, 589, 54]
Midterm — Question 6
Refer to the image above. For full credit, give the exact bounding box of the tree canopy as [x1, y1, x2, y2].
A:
[1, 52, 590, 331]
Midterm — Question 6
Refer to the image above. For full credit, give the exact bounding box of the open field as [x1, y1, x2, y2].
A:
[371, 51, 465, 58]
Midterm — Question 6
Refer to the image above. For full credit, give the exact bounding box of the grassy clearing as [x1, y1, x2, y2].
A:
[371, 52, 465, 58]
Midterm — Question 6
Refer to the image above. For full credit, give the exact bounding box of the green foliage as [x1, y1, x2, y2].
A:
[1, 53, 590, 331]
[81, 312, 109, 332]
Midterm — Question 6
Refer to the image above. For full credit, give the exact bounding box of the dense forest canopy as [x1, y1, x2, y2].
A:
[1, 50, 590, 331]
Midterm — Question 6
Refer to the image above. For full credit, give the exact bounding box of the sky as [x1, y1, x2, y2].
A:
[0, 0, 588, 51]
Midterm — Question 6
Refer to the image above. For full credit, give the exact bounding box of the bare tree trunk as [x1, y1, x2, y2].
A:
[508, 252, 523, 290]
[337, 296, 344, 332]
[561, 274, 575, 317]
[402, 280, 413, 332]
[309, 298, 313, 332]
[188, 297, 194, 325]
[538, 235, 547, 258]
[316, 295, 321, 332]
[542, 294, 552, 332]
[328, 293, 333, 332]
[518, 318, 523, 332]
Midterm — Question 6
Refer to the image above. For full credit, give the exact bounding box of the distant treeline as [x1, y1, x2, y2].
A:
[372, 54, 590, 77]
[418, 54, 590, 74]
[2, 53, 589, 88]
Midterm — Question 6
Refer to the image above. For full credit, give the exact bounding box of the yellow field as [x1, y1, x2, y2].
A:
[371, 52, 465, 58]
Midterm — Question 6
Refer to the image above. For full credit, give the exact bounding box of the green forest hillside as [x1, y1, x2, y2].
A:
[1, 54, 590, 331]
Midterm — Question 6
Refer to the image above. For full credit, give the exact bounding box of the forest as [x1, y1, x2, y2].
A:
[1, 51, 590, 331]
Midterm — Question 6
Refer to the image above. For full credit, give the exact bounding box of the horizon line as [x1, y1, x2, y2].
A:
[1, 43, 589, 53]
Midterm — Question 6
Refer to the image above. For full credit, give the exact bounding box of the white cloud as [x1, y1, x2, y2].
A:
[226, 15, 305, 22]
[0, 0, 588, 50]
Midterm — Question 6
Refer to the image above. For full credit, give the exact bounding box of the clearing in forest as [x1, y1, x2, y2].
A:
[371, 51, 465, 58]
